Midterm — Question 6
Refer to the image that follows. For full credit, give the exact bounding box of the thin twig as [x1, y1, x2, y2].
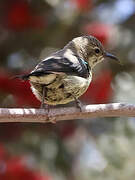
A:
[0, 103, 135, 123]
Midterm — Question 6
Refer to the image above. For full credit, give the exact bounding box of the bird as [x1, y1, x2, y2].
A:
[16, 35, 119, 110]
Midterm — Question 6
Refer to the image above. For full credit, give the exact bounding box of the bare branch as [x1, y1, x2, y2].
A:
[0, 103, 135, 123]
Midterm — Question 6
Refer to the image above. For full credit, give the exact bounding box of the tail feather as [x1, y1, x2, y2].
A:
[13, 74, 30, 80]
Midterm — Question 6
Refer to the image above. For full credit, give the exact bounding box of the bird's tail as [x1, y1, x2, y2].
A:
[13, 74, 30, 80]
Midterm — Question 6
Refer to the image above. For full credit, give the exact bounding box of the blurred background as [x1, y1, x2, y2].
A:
[0, 0, 135, 179]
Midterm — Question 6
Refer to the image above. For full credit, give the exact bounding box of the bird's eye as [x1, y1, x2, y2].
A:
[95, 48, 100, 54]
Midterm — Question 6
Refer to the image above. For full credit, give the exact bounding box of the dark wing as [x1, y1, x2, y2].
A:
[19, 56, 90, 80]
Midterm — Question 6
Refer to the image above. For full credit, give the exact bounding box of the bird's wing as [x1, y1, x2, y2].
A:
[29, 56, 90, 79]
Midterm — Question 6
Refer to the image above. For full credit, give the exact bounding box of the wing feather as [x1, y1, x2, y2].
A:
[30, 56, 90, 78]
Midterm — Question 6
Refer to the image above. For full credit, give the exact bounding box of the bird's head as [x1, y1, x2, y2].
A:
[72, 35, 119, 69]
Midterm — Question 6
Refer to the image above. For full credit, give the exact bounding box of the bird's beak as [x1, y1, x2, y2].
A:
[105, 52, 120, 63]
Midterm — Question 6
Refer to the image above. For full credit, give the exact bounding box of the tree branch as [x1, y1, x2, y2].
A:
[0, 103, 135, 123]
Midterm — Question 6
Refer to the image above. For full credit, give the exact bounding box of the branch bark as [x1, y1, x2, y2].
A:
[0, 103, 135, 123]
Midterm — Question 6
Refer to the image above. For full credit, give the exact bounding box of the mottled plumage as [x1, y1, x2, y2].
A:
[17, 35, 119, 107]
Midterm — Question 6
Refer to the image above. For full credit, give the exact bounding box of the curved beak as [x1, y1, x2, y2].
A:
[105, 52, 120, 63]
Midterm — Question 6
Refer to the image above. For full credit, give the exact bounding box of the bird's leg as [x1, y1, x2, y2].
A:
[72, 95, 83, 112]
[75, 99, 83, 112]
[40, 85, 46, 109]
[40, 86, 56, 123]
[40, 86, 50, 114]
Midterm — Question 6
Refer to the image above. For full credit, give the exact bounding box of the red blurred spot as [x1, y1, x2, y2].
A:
[0, 156, 52, 180]
[72, 0, 92, 11]
[81, 71, 113, 104]
[5, 1, 45, 31]
[0, 144, 52, 180]
[6, 1, 32, 30]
